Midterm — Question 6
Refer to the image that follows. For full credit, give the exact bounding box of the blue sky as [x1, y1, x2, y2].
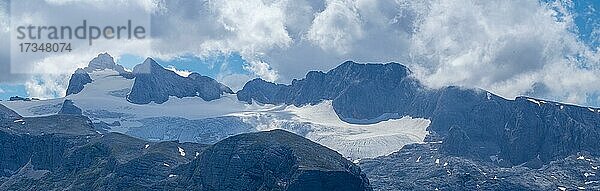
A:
[0, 84, 26, 100]
[117, 53, 249, 78]
[569, 0, 599, 49]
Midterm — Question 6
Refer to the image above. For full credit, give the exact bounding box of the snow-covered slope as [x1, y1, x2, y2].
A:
[0, 55, 432, 161]
[68, 70, 254, 120]
[0, 69, 430, 160]
[230, 101, 430, 160]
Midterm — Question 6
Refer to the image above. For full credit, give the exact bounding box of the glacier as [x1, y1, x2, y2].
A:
[0, 55, 431, 161]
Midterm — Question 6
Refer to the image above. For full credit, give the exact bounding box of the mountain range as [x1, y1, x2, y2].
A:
[1, 53, 599, 190]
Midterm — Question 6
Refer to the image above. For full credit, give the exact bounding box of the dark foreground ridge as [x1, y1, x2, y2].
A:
[0, 105, 370, 191]
[360, 143, 600, 191]
[178, 129, 371, 191]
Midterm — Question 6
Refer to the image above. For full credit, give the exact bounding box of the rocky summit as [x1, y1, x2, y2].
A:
[127, 58, 234, 104]
[65, 68, 92, 96]
[237, 61, 421, 121]
[83, 53, 133, 79]
[58, 99, 83, 115]
[66, 53, 132, 96]
[180, 129, 372, 191]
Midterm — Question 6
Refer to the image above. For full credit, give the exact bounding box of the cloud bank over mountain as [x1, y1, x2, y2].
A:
[0, 0, 598, 106]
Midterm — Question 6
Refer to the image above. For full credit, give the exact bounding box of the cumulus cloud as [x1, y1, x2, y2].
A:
[165, 65, 192, 77]
[307, 0, 364, 54]
[242, 60, 279, 82]
[217, 73, 252, 91]
[2, 0, 156, 97]
[270, 0, 599, 106]
[24, 74, 70, 99]
[2, 0, 599, 107]
[406, 0, 600, 104]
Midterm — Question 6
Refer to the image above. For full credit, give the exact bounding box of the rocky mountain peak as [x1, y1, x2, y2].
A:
[83, 53, 133, 78]
[127, 58, 233, 104]
[132, 58, 164, 75]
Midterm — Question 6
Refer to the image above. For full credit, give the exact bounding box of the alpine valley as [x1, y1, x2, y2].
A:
[1, 53, 599, 190]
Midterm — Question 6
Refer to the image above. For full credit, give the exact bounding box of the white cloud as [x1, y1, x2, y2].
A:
[44, 0, 165, 13]
[217, 73, 252, 91]
[25, 74, 70, 99]
[243, 60, 279, 82]
[198, 0, 293, 81]
[206, 0, 292, 54]
[307, 0, 364, 54]
[406, 0, 600, 104]
[5, 0, 600, 107]
[165, 65, 192, 77]
[0, 87, 4, 94]
[5, 0, 157, 98]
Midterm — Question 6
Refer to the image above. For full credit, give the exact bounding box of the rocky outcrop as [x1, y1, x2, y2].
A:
[237, 61, 420, 120]
[127, 58, 233, 104]
[83, 53, 133, 79]
[360, 142, 600, 191]
[0, 104, 21, 123]
[65, 68, 93, 96]
[7, 96, 39, 101]
[58, 100, 82, 115]
[0, 117, 370, 191]
[181, 129, 372, 191]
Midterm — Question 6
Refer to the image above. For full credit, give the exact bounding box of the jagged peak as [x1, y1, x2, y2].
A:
[133, 57, 164, 74]
[142, 57, 159, 65]
[74, 68, 87, 74]
[85, 53, 117, 71]
[328, 61, 412, 76]
[80, 53, 133, 78]
[127, 57, 234, 104]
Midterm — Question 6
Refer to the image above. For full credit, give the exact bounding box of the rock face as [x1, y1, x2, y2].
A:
[0, 114, 369, 191]
[237, 61, 420, 120]
[83, 53, 133, 79]
[0, 104, 21, 123]
[127, 58, 233, 104]
[360, 143, 600, 191]
[66, 68, 93, 96]
[7, 96, 39, 101]
[66, 53, 133, 96]
[181, 129, 372, 191]
[0, 131, 206, 190]
[238, 61, 600, 167]
[58, 100, 82, 115]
